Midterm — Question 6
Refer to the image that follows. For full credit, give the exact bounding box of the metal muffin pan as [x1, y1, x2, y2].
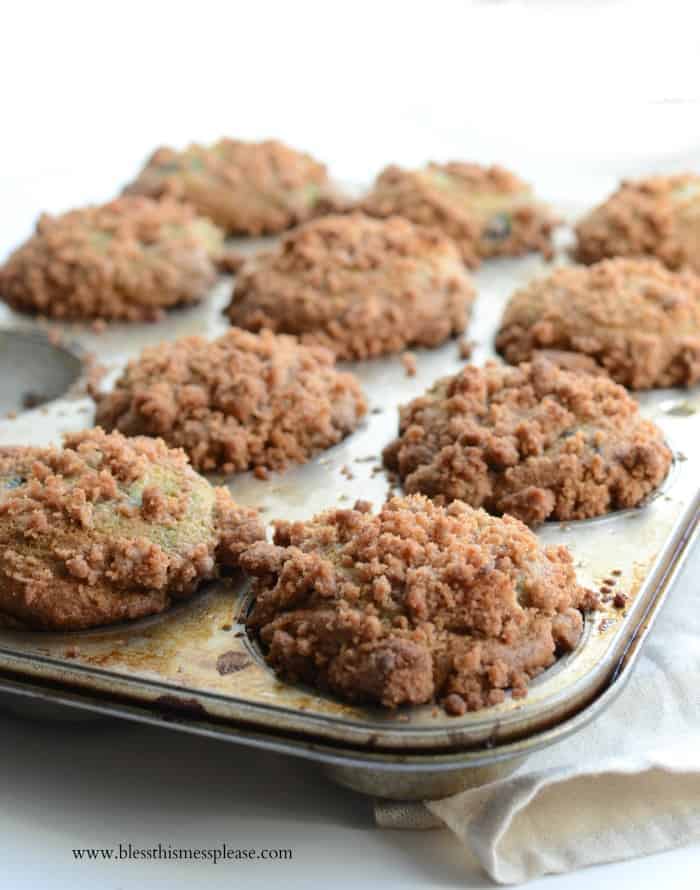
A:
[0, 210, 698, 801]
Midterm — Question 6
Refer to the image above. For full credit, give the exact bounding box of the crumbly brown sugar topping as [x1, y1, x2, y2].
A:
[225, 213, 474, 360]
[496, 258, 700, 389]
[0, 428, 263, 630]
[383, 358, 672, 524]
[244, 495, 595, 714]
[0, 196, 222, 321]
[95, 327, 367, 474]
[575, 173, 700, 273]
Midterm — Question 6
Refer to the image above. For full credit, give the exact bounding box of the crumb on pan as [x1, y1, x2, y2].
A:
[244, 495, 596, 713]
[401, 352, 417, 377]
[0, 196, 224, 322]
[575, 173, 700, 273]
[383, 357, 672, 525]
[225, 213, 475, 360]
[359, 162, 558, 268]
[94, 327, 367, 474]
[215, 247, 246, 274]
[458, 337, 474, 360]
[495, 258, 700, 389]
[124, 138, 345, 236]
[0, 428, 264, 630]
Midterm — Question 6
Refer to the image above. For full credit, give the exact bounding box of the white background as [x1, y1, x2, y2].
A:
[1, 1, 700, 887]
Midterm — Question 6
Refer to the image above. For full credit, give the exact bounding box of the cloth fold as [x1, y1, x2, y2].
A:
[375, 543, 700, 884]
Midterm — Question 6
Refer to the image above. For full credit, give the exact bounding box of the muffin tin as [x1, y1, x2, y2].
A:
[0, 209, 698, 801]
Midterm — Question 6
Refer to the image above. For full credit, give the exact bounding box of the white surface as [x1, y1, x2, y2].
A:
[1, 1, 699, 886]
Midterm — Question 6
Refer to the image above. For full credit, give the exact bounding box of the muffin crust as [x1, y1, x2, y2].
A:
[94, 328, 367, 474]
[383, 359, 672, 525]
[495, 258, 700, 389]
[0, 196, 223, 322]
[244, 495, 595, 714]
[225, 213, 475, 360]
[360, 162, 557, 268]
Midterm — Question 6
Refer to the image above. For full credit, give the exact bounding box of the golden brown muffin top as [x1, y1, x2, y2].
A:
[575, 173, 700, 272]
[94, 327, 368, 474]
[495, 259, 700, 388]
[505, 258, 700, 332]
[0, 428, 264, 629]
[360, 162, 556, 267]
[244, 495, 594, 712]
[0, 196, 223, 321]
[125, 138, 340, 235]
[225, 213, 474, 359]
[383, 358, 672, 524]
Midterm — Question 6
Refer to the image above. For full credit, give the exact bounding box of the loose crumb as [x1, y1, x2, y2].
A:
[401, 352, 417, 377]
[458, 337, 474, 359]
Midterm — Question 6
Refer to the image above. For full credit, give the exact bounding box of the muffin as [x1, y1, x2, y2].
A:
[495, 258, 700, 389]
[360, 162, 557, 268]
[0, 196, 223, 322]
[94, 328, 367, 474]
[124, 138, 342, 235]
[224, 213, 475, 360]
[243, 495, 596, 714]
[0, 429, 264, 630]
[575, 173, 700, 273]
[383, 358, 672, 525]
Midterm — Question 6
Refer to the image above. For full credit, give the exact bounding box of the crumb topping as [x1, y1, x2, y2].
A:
[0, 196, 223, 321]
[575, 173, 700, 273]
[225, 213, 474, 360]
[244, 495, 595, 713]
[383, 358, 672, 524]
[360, 162, 557, 268]
[125, 138, 343, 235]
[496, 258, 700, 389]
[95, 327, 367, 474]
[0, 428, 264, 629]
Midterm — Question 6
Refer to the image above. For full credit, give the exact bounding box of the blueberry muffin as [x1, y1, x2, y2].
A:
[0, 196, 223, 322]
[243, 495, 596, 714]
[225, 213, 475, 360]
[360, 162, 557, 268]
[495, 258, 700, 389]
[383, 358, 672, 525]
[94, 328, 367, 474]
[124, 138, 343, 235]
[575, 173, 700, 273]
[0, 429, 264, 630]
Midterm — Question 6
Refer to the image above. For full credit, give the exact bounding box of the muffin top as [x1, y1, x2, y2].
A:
[94, 327, 367, 474]
[383, 358, 672, 525]
[124, 138, 342, 235]
[244, 495, 594, 714]
[575, 173, 700, 273]
[225, 213, 475, 360]
[0, 196, 223, 321]
[0, 428, 264, 629]
[360, 162, 557, 267]
[495, 258, 700, 388]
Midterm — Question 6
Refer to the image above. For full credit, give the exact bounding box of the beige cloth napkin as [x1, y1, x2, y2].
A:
[375, 542, 700, 884]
